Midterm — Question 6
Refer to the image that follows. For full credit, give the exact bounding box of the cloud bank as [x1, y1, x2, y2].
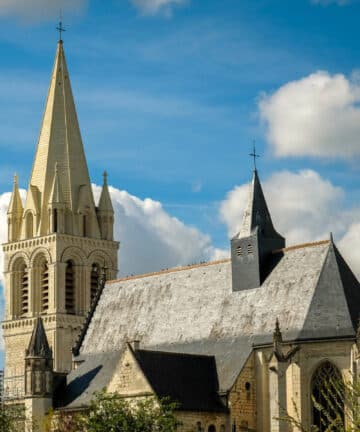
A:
[0, 0, 86, 20]
[130, 0, 188, 16]
[220, 169, 360, 277]
[259, 71, 360, 159]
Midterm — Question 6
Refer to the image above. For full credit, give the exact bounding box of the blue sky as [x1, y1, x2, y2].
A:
[1, 0, 360, 256]
[2, 0, 360, 368]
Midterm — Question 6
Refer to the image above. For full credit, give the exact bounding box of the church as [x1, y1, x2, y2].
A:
[3, 37, 360, 432]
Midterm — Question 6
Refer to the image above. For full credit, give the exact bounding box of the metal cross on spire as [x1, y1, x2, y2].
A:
[249, 141, 260, 170]
[56, 11, 66, 42]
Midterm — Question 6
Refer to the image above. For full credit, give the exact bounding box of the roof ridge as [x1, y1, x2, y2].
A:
[273, 239, 330, 254]
[106, 259, 231, 284]
[136, 349, 215, 359]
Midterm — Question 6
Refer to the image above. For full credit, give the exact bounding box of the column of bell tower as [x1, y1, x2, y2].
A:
[2, 39, 119, 400]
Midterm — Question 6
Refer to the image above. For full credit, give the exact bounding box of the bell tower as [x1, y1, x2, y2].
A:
[2, 40, 119, 399]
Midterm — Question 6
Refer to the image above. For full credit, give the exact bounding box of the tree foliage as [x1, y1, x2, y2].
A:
[0, 403, 25, 432]
[280, 375, 360, 432]
[52, 392, 181, 432]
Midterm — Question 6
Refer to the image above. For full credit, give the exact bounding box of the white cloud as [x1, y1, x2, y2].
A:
[92, 184, 226, 276]
[130, 0, 188, 16]
[0, 0, 86, 20]
[220, 169, 360, 275]
[259, 71, 360, 158]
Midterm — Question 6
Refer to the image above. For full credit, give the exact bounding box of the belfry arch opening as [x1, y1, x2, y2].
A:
[90, 263, 100, 302]
[311, 361, 344, 431]
[65, 260, 75, 313]
[41, 261, 49, 313]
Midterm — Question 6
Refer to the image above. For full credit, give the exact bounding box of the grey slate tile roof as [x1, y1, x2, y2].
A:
[59, 239, 360, 409]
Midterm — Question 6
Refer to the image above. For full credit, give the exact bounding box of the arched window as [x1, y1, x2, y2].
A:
[65, 260, 75, 313]
[41, 262, 49, 312]
[90, 263, 100, 302]
[21, 263, 29, 316]
[208, 426, 216, 432]
[311, 361, 344, 431]
[26, 212, 33, 238]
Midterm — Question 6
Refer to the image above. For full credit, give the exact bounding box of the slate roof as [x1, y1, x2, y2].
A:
[59, 239, 360, 409]
[134, 349, 227, 412]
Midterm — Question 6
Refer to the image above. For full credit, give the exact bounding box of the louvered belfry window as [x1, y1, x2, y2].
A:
[65, 260, 75, 313]
[41, 263, 49, 312]
[90, 263, 99, 302]
[21, 264, 29, 316]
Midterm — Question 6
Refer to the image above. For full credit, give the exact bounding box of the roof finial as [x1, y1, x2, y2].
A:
[103, 171, 108, 185]
[56, 10, 66, 43]
[13, 173, 18, 185]
[249, 140, 260, 171]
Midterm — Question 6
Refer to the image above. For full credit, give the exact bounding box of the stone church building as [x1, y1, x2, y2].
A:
[3, 39, 360, 432]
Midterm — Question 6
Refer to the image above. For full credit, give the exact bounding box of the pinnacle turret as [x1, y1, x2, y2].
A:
[7, 174, 23, 241]
[26, 317, 52, 359]
[8, 174, 23, 215]
[97, 171, 114, 240]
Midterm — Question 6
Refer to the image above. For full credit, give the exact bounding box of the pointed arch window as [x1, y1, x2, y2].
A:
[65, 260, 75, 314]
[90, 263, 100, 302]
[21, 264, 29, 316]
[41, 262, 49, 313]
[311, 361, 344, 431]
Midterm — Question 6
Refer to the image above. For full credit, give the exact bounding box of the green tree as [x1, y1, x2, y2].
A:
[280, 376, 360, 432]
[53, 391, 181, 432]
[0, 403, 25, 432]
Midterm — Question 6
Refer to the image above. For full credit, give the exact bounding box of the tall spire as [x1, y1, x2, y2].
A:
[24, 41, 100, 237]
[235, 170, 281, 240]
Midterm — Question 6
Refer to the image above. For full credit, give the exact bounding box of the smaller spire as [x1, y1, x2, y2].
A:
[98, 171, 113, 213]
[8, 173, 23, 215]
[26, 317, 52, 359]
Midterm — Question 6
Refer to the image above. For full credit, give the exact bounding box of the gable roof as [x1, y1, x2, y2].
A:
[62, 239, 360, 406]
[134, 349, 227, 413]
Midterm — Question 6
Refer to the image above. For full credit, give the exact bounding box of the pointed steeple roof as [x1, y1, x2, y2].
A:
[98, 171, 114, 213]
[26, 40, 99, 235]
[234, 170, 283, 240]
[26, 317, 52, 358]
[8, 174, 23, 215]
[49, 163, 64, 205]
